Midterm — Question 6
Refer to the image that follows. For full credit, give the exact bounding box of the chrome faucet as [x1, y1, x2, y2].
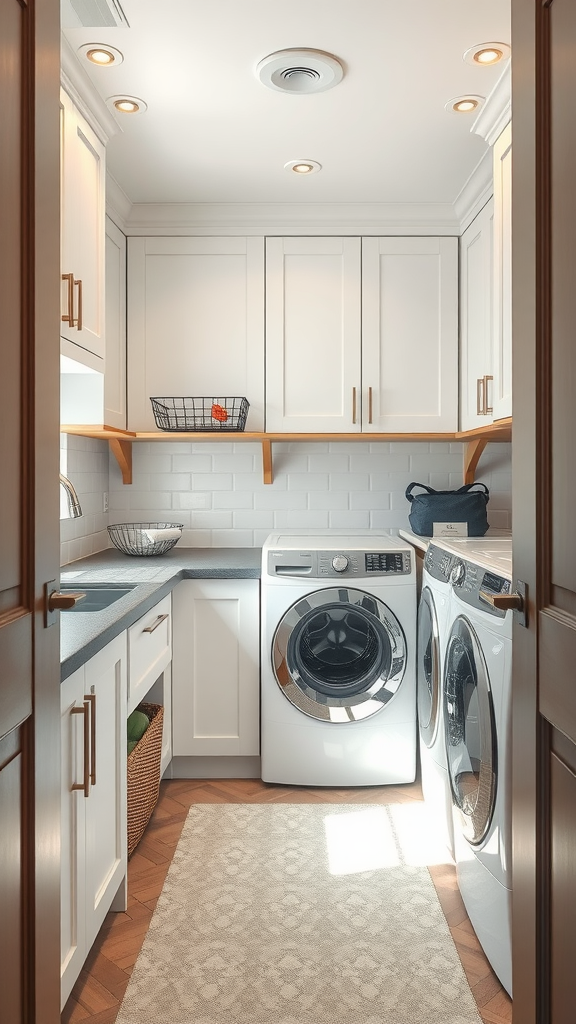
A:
[59, 473, 83, 518]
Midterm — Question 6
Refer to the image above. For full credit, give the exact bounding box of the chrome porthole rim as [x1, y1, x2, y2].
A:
[271, 586, 407, 723]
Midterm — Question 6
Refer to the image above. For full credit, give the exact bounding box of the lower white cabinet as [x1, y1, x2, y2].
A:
[172, 579, 259, 757]
[60, 634, 127, 1008]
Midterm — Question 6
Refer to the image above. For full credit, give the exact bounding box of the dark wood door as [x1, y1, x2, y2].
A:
[0, 0, 61, 1020]
[512, 0, 576, 1020]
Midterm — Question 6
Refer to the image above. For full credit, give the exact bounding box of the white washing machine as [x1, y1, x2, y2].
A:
[441, 537, 513, 995]
[261, 532, 417, 787]
[417, 543, 458, 857]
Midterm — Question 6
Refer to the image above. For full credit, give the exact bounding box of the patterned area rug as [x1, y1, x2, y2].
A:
[116, 804, 482, 1024]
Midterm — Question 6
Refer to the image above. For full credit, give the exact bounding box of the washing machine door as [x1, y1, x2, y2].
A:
[417, 587, 441, 747]
[443, 615, 497, 845]
[272, 587, 407, 722]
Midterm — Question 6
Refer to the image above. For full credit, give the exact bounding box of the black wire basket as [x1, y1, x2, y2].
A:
[150, 396, 249, 432]
[108, 523, 184, 556]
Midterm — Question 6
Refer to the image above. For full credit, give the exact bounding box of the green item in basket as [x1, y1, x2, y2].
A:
[127, 708, 150, 756]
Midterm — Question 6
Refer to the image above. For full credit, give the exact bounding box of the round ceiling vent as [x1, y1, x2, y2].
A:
[256, 48, 344, 94]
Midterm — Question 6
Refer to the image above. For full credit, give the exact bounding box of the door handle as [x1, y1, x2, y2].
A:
[75, 278, 83, 331]
[48, 590, 86, 611]
[479, 590, 523, 611]
[71, 701, 91, 798]
[476, 377, 486, 416]
[142, 613, 169, 634]
[352, 387, 357, 425]
[368, 386, 373, 425]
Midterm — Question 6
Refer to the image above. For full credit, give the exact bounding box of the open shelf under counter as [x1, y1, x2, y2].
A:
[60, 420, 512, 486]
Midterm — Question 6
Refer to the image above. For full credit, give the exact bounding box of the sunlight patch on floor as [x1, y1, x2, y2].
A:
[324, 802, 452, 875]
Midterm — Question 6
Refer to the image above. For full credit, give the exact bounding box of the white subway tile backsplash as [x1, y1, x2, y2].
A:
[60, 437, 513, 562]
[329, 511, 370, 529]
[171, 454, 213, 473]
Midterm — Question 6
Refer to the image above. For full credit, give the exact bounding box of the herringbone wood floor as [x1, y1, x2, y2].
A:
[61, 778, 513, 1024]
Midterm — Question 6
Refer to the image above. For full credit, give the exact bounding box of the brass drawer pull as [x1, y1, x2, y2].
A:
[61, 272, 75, 326]
[71, 701, 90, 798]
[85, 692, 96, 786]
[352, 387, 357, 425]
[143, 612, 169, 634]
[483, 374, 493, 415]
[368, 386, 373, 425]
[75, 278, 83, 331]
[476, 377, 486, 416]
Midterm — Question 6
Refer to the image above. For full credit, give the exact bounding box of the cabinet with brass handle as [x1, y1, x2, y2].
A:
[460, 198, 495, 431]
[60, 87, 105, 367]
[60, 633, 127, 1008]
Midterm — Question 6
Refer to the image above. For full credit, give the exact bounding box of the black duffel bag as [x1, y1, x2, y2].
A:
[405, 481, 490, 537]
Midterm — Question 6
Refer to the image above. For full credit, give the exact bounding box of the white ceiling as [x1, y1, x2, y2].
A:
[62, 0, 511, 207]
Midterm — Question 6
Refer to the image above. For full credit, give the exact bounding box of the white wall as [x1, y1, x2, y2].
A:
[104, 439, 512, 548]
[60, 433, 109, 564]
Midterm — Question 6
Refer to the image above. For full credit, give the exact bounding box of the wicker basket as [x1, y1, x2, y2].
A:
[127, 702, 164, 858]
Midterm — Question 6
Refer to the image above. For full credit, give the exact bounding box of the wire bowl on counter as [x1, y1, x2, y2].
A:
[108, 523, 184, 557]
[150, 396, 249, 432]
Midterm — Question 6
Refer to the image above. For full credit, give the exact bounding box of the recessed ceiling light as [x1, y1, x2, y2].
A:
[257, 49, 344, 94]
[78, 43, 124, 66]
[284, 159, 322, 175]
[445, 95, 484, 114]
[463, 41, 511, 67]
[108, 95, 148, 114]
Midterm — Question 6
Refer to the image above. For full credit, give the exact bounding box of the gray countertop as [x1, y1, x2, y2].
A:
[60, 547, 261, 681]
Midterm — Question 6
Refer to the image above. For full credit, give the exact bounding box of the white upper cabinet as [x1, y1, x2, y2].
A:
[492, 123, 512, 420]
[127, 236, 265, 431]
[60, 88, 106, 367]
[104, 217, 127, 428]
[362, 237, 458, 432]
[460, 199, 495, 431]
[265, 237, 362, 432]
[266, 235, 458, 433]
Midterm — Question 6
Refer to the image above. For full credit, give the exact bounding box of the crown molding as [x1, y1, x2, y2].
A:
[453, 149, 493, 232]
[471, 62, 511, 146]
[61, 35, 121, 145]
[123, 201, 460, 236]
[106, 174, 132, 233]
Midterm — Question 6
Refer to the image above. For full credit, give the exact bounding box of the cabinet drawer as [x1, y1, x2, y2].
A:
[127, 595, 171, 714]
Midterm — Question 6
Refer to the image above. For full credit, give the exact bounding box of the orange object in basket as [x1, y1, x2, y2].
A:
[211, 403, 228, 422]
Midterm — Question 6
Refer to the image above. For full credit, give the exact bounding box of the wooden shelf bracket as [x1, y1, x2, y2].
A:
[109, 438, 133, 485]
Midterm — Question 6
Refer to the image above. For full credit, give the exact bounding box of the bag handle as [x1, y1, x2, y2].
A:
[405, 482, 436, 502]
[405, 481, 490, 503]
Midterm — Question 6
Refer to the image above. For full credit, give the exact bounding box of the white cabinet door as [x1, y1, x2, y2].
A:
[83, 637, 127, 948]
[60, 88, 106, 367]
[492, 123, 512, 421]
[266, 236, 362, 432]
[172, 579, 259, 757]
[127, 237, 265, 431]
[362, 237, 459, 432]
[60, 634, 127, 1009]
[104, 218, 127, 428]
[460, 199, 495, 431]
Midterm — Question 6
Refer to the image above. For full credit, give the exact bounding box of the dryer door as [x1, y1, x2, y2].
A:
[272, 587, 407, 722]
[443, 615, 497, 845]
[417, 587, 441, 747]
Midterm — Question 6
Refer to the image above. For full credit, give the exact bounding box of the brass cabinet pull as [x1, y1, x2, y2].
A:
[352, 387, 357, 425]
[483, 375, 493, 415]
[142, 612, 169, 634]
[75, 278, 83, 331]
[85, 692, 96, 786]
[476, 377, 486, 416]
[479, 590, 524, 611]
[48, 590, 86, 611]
[368, 386, 373, 425]
[61, 272, 75, 325]
[71, 702, 90, 798]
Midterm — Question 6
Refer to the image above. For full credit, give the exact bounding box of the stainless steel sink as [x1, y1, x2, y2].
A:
[59, 583, 137, 612]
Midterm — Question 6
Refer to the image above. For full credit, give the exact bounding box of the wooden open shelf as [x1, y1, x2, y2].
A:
[61, 419, 512, 486]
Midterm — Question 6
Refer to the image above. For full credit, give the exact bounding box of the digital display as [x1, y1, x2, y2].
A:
[365, 552, 405, 572]
[482, 571, 507, 593]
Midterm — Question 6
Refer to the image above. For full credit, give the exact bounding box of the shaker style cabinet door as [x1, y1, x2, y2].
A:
[265, 236, 362, 432]
[60, 88, 106, 366]
[104, 217, 127, 429]
[460, 199, 495, 431]
[361, 236, 459, 433]
[127, 236, 265, 431]
[171, 579, 260, 758]
[492, 123, 512, 421]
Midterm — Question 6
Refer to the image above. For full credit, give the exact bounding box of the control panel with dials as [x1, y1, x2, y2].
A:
[268, 548, 412, 578]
